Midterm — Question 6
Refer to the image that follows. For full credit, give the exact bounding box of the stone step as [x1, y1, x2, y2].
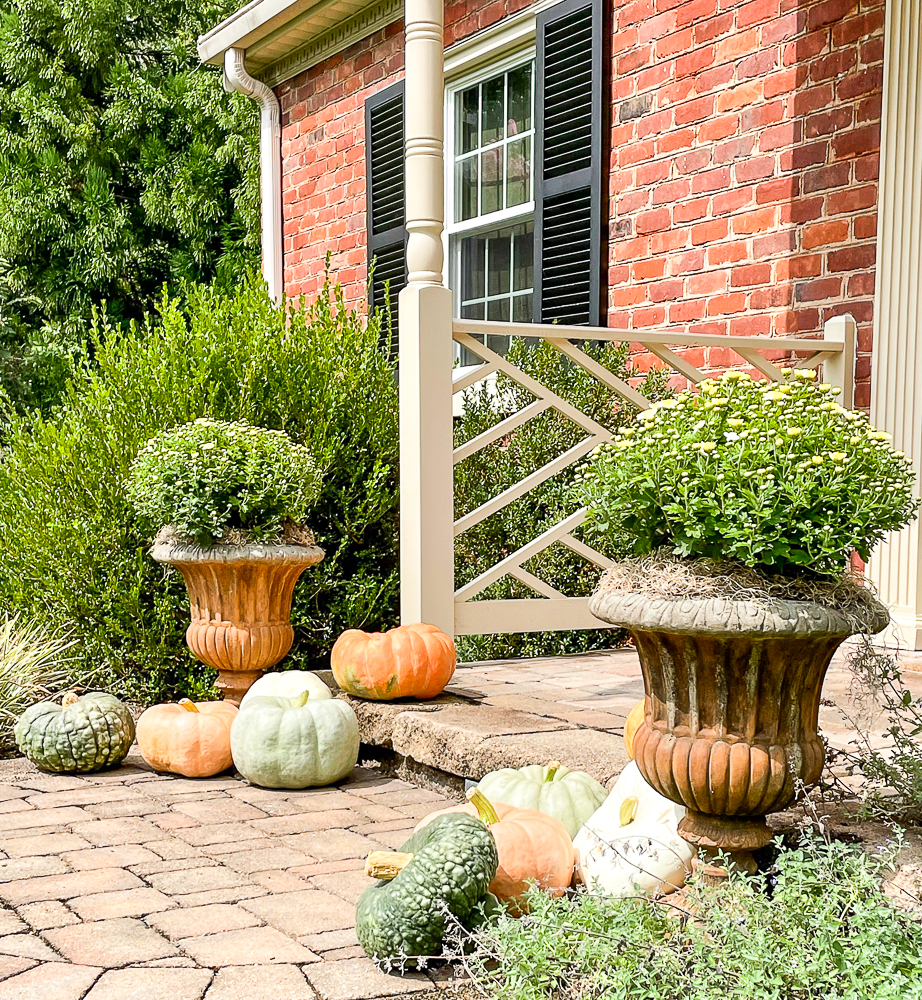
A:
[315, 670, 631, 790]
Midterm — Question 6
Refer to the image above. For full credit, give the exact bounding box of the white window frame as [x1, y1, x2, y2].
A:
[445, 48, 537, 379]
[443, 0, 565, 402]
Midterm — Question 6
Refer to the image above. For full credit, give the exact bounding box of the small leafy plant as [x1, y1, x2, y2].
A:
[576, 369, 918, 577]
[840, 644, 922, 818]
[466, 835, 922, 1000]
[128, 418, 321, 546]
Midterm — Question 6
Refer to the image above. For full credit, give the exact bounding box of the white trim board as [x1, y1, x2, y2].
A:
[261, 0, 402, 86]
[199, 0, 565, 86]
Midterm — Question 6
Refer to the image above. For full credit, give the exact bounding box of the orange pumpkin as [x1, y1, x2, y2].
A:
[624, 699, 645, 760]
[415, 789, 574, 909]
[331, 622, 455, 701]
[136, 699, 237, 778]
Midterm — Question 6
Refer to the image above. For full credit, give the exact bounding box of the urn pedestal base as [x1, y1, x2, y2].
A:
[153, 537, 325, 704]
[678, 810, 771, 854]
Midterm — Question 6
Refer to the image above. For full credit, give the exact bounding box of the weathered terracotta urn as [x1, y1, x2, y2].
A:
[153, 537, 324, 704]
[589, 584, 888, 861]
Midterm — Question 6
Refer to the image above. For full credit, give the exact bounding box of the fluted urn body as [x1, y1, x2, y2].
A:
[153, 538, 324, 704]
[589, 585, 888, 854]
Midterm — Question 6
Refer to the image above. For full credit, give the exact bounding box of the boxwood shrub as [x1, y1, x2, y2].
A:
[0, 276, 399, 701]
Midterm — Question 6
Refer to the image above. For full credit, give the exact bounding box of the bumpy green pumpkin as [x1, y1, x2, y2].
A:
[15, 692, 135, 773]
[476, 761, 607, 838]
[230, 690, 359, 788]
[356, 813, 499, 962]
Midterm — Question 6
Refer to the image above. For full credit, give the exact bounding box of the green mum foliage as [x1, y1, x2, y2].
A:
[128, 418, 322, 546]
[576, 369, 919, 578]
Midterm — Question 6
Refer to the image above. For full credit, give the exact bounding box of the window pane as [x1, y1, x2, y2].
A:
[458, 327, 484, 366]
[459, 86, 479, 154]
[506, 136, 531, 208]
[460, 235, 486, 301]
[481, 75, 504, 146]
[461, 301, 485, 320]
[481, 147, 503, 216]
[507, 63, 532, 136]
[487, 330, 510, 353]
[513, 293, 532, 322]
[456, 157, 478, 222]
[513, 225, 533, 291]
[487, 234, 511, 298]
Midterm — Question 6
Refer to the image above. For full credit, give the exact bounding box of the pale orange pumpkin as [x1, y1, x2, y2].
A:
[624, 699, 645, 760]
[331, 622, 455, 700]
[136, 699, 237, 778]
[415, 789, 574, 909]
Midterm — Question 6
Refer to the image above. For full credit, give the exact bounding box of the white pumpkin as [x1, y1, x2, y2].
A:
[240, 670, 333, 709]
[574, 761, 693, 897]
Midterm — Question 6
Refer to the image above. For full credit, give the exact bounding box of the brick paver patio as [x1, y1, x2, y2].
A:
[0, 645, 920, 999]
[0, 760, 457, 1000]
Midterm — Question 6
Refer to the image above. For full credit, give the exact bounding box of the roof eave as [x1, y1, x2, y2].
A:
[197, 0, 337, 66]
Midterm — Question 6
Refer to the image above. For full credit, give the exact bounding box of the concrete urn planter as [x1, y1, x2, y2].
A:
[589, 580, 888, 860]
[152, 537, 325, 704]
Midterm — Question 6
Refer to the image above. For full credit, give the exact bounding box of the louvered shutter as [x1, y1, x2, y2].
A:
[535, 0, 605, 326]
[365, 82, 407, 351]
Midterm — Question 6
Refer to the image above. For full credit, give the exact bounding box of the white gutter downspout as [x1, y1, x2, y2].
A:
[223, 47, 283, 303]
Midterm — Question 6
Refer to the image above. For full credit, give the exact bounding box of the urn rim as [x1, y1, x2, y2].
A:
[151, 537, 325, 568]
[589, 574, 889, 638]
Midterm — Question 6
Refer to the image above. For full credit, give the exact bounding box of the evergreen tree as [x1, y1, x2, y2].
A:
[0, 0, 259, 409]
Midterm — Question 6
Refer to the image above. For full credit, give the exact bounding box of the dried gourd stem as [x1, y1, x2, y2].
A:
[466, 788, 500, 826]
[291, 690, 312, 709]
[365, 851, 414, 880]
[61, 692, 79, 707]
[545, 760, 562, 781]
[179, 699, 199, 713]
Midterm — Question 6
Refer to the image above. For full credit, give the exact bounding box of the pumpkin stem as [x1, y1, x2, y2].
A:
[619, 796, 638, 827]
[179, 699, 200, 713]
[466, 788, 501, 826]
[61, 692, 79, 707]
[545, 760, 562, 781]
[365, 851, 413, 880]
[291, 690, 312, 709]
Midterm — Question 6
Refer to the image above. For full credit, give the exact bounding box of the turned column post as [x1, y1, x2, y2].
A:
[398, 0, 455, 634]
[867, 2, 922, 650]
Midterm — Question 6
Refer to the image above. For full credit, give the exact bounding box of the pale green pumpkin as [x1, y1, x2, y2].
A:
[476, 761, 607, 838]
[230, 691, 359, 788]
[239, 670, 333, 709]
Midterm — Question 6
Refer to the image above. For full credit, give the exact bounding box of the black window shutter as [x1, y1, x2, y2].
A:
[535, 0, 606, 326]
[365, 82, 407, 352]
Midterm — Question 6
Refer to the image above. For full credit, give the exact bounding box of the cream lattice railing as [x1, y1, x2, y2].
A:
[444, 314, 857, 637]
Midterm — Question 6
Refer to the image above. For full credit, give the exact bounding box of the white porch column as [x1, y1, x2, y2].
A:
[868, 0, 922, 649]
[398, 0, 455, 632]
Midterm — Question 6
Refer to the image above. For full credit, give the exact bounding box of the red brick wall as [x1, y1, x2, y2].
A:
[278, 0, 883, 405]
[278, 0, 532, 309]
[607, 0, 883, 406]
